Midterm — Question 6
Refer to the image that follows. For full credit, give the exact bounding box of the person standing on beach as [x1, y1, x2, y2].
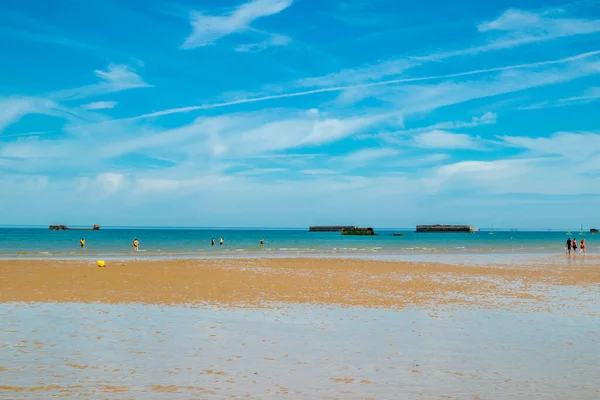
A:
[133, 238, 139, 251]
[80, 238, 85, 248]
[580, 238, 586, 255]
[211, 238, 215, 247]
[572, 238, 578, 255]
[566, 238, 572, 255]
[220, 238, 224, 246]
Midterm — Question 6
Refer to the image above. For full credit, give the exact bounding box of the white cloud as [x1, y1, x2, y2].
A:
[234, 167, 288, 175]
[300, 169, 337, 175]
[413, 130, 481, 150]
[292, 59, 418, 88]
[81, 101, 117, 110]
[95, 172, 128, 195]
[418, 131, 600, 197]
[335, 147, 400, 165]
[94, 64, 148, 89]
[377, 52, 600, 116]
[518, 86, 600, 110]
[235, 33, 291, 52]
[181, 0, 293, 50]
[388, 153, 450, 168]
[52, 64, 151, 101]
[207, 111, 395, 157]
[499, 131, 600, 160]
[560, 87, 600, 102]
[124, 50, 600, 121]
[0, 107, 397, 178]
[0, 96, 59, 132]
[431, 8, 600, 59]
[306, 108, 320, 117]
[478, 8, 600, 37]
[366, 112, 496, 142]
[422, 156, 600, 196]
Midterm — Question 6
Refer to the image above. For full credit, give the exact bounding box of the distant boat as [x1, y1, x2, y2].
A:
[566, 228, 571, 236]
[489, 225, 494, 235]
[579, 225, 585, 236]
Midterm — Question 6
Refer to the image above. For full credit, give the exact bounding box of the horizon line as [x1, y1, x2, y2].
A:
[0, 224, 589, 232]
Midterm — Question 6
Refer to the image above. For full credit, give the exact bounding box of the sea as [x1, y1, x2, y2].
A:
[0, 226, 592, 260]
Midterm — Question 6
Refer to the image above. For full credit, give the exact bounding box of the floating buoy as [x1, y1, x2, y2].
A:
[97, 260, 105, 268]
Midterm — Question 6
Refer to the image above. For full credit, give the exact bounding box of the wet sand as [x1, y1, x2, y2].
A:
[1, 257, 599, 309]
[1, 302, 599, 399]
[2, 257, 599, 399]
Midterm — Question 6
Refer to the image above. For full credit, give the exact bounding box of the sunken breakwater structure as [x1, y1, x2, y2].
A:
[49, 225, 100, 231]
[416, 225, 473, 233]
[309, 226, 357, 232]
[309, 226, 376, 235]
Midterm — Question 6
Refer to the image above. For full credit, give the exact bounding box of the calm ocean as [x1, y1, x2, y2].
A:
[0, 227, 592, 259]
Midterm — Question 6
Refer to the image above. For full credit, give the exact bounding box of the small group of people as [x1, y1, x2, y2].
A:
[211, 238, 225, 246]
[210, 238, 264, 247]
[80, 237, 265, 251]
[566, 237, 586, 255]
[80, 238, 139, 251]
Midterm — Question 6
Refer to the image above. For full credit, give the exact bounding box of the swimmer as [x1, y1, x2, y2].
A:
[260, 238, 264, 247]
[80, 238, 85, 248]
[220, 238, 224, 246]
[580, 238, 586, 255]
[211, 238, 215, 247]
[133, 238, 139, 251]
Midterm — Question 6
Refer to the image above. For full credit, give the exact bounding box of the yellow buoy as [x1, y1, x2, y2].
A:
[97, 260, 105, 268]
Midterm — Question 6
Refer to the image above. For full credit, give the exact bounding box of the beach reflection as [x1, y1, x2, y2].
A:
[1, 301, 599, 399]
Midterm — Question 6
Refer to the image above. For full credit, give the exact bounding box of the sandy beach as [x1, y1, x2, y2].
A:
[2, 257, 599, 309]
[2, 257, 599, 399]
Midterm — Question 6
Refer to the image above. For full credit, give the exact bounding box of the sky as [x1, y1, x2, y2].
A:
[0, 0, 599, 229]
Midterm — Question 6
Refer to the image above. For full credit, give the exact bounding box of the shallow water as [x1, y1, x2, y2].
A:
[0, 227, 595, 259]
[2, 300, 599, 399]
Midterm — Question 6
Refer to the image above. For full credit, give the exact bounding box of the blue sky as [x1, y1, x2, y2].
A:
[1, 0, 599, 229]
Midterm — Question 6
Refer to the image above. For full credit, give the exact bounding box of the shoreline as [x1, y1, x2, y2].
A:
[2, 257, 598, 309]
[1, 252, 598, 266]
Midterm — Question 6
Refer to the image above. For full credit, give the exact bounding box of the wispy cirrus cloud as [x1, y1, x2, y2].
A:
[81, 101, 117, 111]
[235, 33, 291, 52]
[291, 59, 418, 88]
[518, 87, 600, 110]
[0, 96, 61, 133]
[52, 64, 151, 101]
[334, 147, 400, 166]
[423, 154, 600, 197]
[181, 0, 293, 50]
[431, 8, 600, 59]
[123, 50, 600, 121]
[499, 131, 600, 160]
[0, 108, 398, 177]
[300, 169, 337, 175]
[0, 7, 95, 52]
[364, 112, 497, 142]
[413, 130, 482, 150]
[478, 8, 600, 37]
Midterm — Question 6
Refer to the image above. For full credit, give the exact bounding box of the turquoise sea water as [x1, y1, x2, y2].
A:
[0, 227, 594, 259]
